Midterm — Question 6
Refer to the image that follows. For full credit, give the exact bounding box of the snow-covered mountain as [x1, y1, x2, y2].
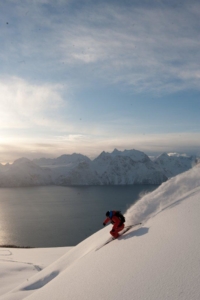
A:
[33, 153, 91, 167]
[111, 148, 150, 162]
[1, 165, 200, 300]
[0, 158, 52, 187]
[34, 153, 100, 186]
[0, 149, 198, 187]
[154, 152, 196, 177]
[53, 160, 101, 186]
[93, 150, 167, 184]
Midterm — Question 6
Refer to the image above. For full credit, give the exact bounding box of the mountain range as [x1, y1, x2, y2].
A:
[0, 149, 198, 187]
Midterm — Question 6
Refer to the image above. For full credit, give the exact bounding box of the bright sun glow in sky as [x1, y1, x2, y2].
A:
[0, 0, 200, 163]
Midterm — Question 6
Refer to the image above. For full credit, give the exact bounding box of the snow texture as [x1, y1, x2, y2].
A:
[1, 165, 200, 299]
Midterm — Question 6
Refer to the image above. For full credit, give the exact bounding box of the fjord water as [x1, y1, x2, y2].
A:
[0, 185, 158, 247]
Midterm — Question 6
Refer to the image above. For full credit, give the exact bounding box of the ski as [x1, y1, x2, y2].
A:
[95, 223, 142, 251]
[120, 223, 142, 235]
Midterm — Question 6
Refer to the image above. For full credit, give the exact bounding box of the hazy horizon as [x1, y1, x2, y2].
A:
[0, 147, 197, 165]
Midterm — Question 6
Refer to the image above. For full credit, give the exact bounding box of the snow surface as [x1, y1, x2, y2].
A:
[0, 248, 71, 298]
[1, 165, 200, 299]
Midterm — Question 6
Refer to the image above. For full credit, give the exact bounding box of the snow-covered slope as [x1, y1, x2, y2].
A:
[0, 248, 71, 297]
[154, 152, 196, 178]
[1, 165, 200, 300]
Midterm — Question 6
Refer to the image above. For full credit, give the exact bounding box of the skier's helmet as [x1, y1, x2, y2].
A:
[106, 211, 110, 217]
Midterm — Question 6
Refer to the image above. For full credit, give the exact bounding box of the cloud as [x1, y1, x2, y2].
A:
[167, 152, 189, 157]
[84, 132, 200, 157]
[59, 1, 200, 93]
[0, 77, 66, 129]
[1, 1, 200, 94]
[0, 142, 58, 163]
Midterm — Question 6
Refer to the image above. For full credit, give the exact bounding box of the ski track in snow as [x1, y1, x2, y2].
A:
[0, 249, 42, 271]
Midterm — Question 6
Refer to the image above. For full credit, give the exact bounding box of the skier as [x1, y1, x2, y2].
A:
[103, 211, 125, 239]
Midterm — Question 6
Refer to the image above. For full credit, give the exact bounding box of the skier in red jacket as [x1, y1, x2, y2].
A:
[103, 211, 125, 238]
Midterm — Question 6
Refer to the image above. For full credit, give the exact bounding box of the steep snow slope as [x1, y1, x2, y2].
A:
[1, 165, 200, 300]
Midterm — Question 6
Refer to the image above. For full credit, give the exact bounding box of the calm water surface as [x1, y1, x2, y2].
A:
[0, 185, 158, 247]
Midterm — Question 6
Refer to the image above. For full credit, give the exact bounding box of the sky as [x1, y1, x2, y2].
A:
[0, 0, 200, 163]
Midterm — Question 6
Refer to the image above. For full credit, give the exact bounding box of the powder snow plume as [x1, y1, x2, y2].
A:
[125, 164, 200, 225]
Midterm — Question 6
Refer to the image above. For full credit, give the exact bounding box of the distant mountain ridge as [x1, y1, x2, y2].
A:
[0, 149, 198, 187]
[33, 153, 91, 167]
[154, 152, 197, 177]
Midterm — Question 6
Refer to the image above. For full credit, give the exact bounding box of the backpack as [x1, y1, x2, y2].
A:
[115, 211, 125, 223]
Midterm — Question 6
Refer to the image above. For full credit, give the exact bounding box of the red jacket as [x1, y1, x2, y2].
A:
[104, 211, 122, 230]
